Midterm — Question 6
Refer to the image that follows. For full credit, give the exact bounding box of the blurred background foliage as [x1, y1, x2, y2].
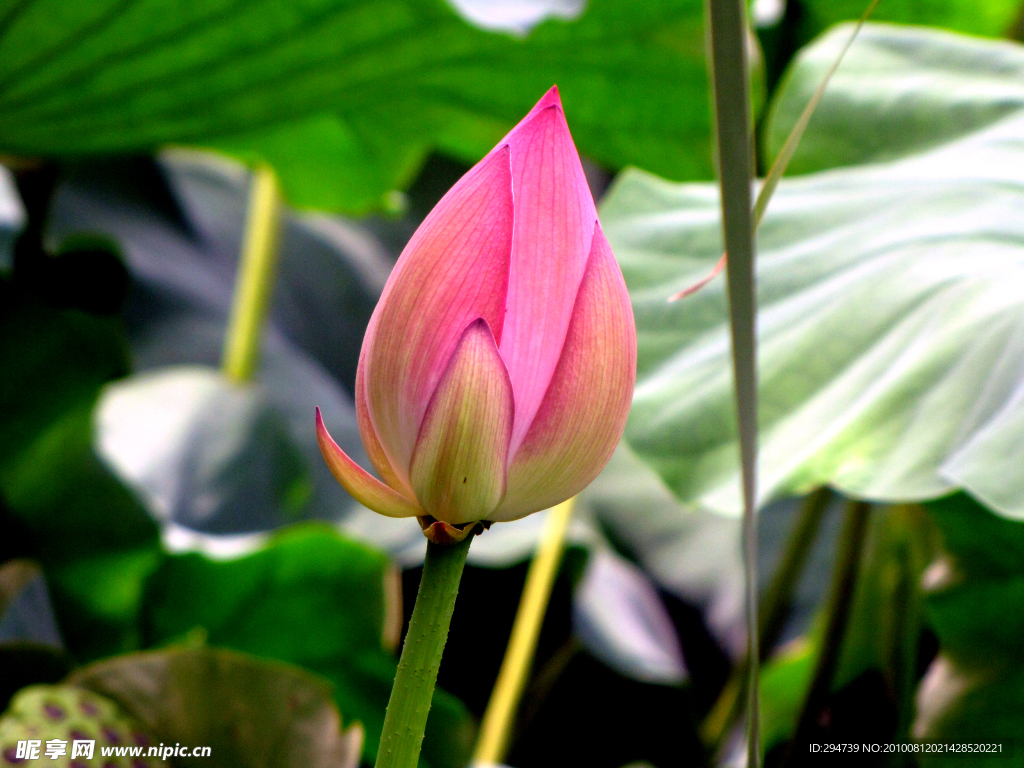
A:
[3, 0, 1024, 766]
[0, 0, 714, 213]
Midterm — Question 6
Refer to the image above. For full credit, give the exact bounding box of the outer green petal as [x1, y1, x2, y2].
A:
[409, 320, 514, 525]
[493, 226, 636, 521]
[316, 408, 424, 518]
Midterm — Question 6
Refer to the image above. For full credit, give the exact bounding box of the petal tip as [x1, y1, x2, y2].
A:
[540, 84, 562, 108]
[508, 87, 567, 142]
[316, 407, 425, 519]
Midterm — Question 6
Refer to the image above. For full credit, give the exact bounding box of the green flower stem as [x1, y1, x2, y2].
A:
[705, 0, 760, 759]
[375, 534, 473, 768]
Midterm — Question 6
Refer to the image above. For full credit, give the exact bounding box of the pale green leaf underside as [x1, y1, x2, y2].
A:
[604, 24, 1024, 520]
[0, 0, 712, 212]
[764, 22, 1024, 174]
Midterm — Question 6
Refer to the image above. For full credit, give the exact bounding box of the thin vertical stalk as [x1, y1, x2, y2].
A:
[784, 500, 872, 764]
[702, 488, 832, 747]
[759, 488, 833, 656]
[473, 497, 576, 765]
[377, 535, 473, 768]
[889, 532, 917, 753]
[222, 164, 282, 384]
[880, 505, 932, 759]
[514, 636, 581, 735]
[705, 0, 759, 764]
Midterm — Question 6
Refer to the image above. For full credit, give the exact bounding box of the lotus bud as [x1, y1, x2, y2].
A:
[317, 87, 636, 540]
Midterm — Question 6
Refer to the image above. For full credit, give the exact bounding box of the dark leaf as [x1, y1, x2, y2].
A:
[915, 494, 1024, 764]
[71, 647, 364, 768]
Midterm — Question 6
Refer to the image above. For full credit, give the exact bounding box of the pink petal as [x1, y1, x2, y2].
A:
[493, 226, 636, 522]
[355, 347, 416, 499]
[362, 147, 514, 481]
[497, 90, 598, 456]
[501, 84, 564, 137]
[409, 320, 515, 525]
[316, 408, 424, 518]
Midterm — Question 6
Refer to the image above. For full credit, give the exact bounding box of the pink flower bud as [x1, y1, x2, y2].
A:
[317, 87, 636, 528]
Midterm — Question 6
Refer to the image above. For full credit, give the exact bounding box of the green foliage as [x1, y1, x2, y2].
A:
[758, 504, 935, 755]
[834, 507, 934, 727]
[793, 0, 1020, 48]
[70, 648, 363, 768]
[917, 494, 1024, 765]
[0, 0, 721, 213]
[7, 4, 1024, 764]
[578, 443, 742, 619]
[2, 405, 156, 561]
[47, 547, 163, 661]
[0, 276, 471, 765]
[608, 20, 1024, 758]
[759, 636, 814, 754]
[0, 280, 127, 475]
[141, 524, 474, 768]
[144, 524, 392, 663]
[603, 24, 1024, 520]
[764, 22, 1024, 174]
[0, 278, 161, 659]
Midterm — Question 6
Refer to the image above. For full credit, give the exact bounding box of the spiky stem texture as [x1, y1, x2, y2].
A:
[375, 535, 473, 768]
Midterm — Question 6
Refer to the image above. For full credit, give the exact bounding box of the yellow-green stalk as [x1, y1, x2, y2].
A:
[222, 164, 283, 383]
[473, 497, 575, 764]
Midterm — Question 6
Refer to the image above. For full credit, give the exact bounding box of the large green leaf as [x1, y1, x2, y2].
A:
[141, 524, 474, 767]
[914, 495, 1024, 765]
[143, 524, 396, 661]
[764, 23, 1024, 174]
[0, 0, 715, 212]
[603, 25, 1024, 520]
[792, 0, 1020, 51]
